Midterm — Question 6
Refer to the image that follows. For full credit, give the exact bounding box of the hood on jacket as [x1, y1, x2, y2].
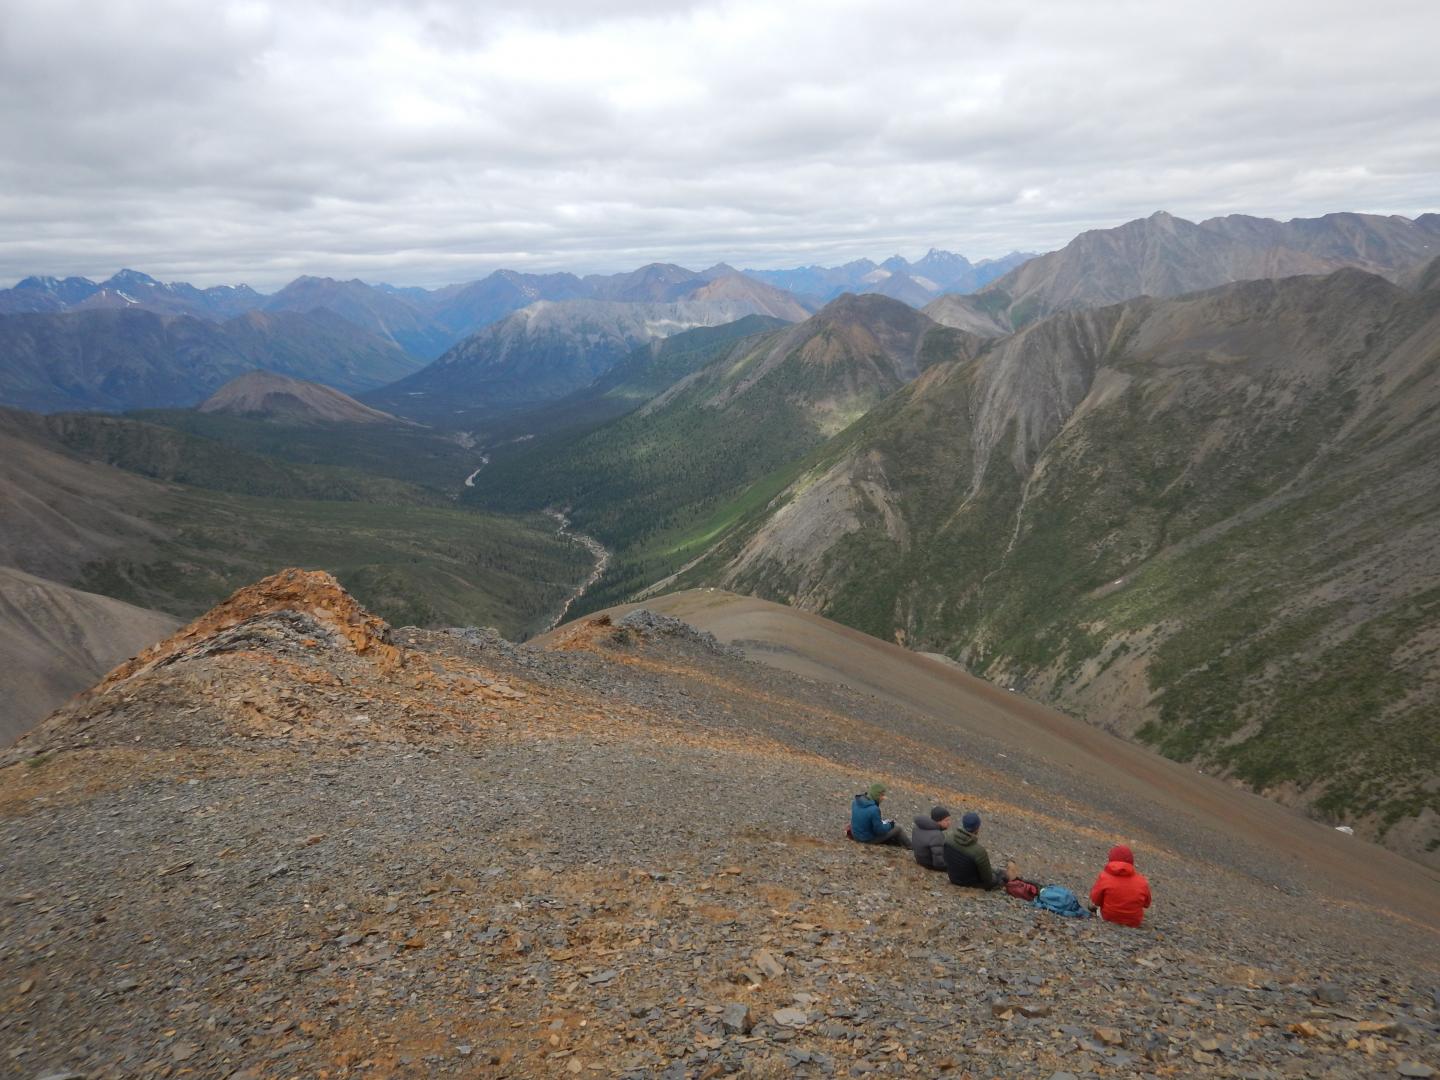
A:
[1108, 844, 1134, 864]
[853, 794, 876, 809]
[913, 815, 941, 830]
[947, 827, 980, 848]
[1104, 860, 1136, 877]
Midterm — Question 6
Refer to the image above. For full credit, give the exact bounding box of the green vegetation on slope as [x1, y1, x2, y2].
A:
[76, 490, 593, 638]
[132, 409, 478, 492]
[30, 412, 444, 505]
[465, 316, 792, 448]
[657, 273, 1440, 856]
[474, 353, 821, 549]
[470, 302, 966, 617]
[0, 406, 593, 640]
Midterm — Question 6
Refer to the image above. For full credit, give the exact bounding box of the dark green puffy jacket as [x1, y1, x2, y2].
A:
[943, 827, 997, 889]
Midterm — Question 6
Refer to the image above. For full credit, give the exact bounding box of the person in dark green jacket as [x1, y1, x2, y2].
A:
[943, 811, 1009, 889]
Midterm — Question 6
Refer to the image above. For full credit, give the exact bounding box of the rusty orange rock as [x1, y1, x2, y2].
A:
[97, 568, 405, 693]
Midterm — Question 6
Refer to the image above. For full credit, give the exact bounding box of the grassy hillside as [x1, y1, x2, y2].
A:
[76, 490, 592, 636]
[132, 409, 479, 492]
[20, 411, 443, 505]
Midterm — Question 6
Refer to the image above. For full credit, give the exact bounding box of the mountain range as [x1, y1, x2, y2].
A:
[925, 210, 1440, 334]
[0, 269, 264, 319]
[0, 307, 423, 412]
[348, 212, 1440, 429]
[746, 248, 1035, 306]
[0, 248, 1013, 379]
[7, 207, 1440, 865]
[366, 276, 814, 421]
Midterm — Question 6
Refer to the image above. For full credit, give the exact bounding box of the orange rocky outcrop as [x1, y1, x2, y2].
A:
[97, 568, 404, 692]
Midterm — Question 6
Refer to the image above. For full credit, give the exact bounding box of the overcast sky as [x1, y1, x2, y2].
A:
[3, 0, 1438, 289]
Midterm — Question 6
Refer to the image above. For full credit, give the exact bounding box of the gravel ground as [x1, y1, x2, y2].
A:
[1, 575, 1436, 1079]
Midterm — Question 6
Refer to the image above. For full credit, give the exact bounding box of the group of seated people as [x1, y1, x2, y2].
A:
[849, 782, 1153, 927]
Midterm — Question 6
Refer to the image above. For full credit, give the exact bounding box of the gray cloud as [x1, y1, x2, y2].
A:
[2, 0, 1437, 288]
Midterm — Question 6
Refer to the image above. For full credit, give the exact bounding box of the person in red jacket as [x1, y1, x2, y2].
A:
[1088, 844, 1152, 927]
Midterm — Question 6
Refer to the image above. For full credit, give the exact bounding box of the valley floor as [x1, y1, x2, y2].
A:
[1, 576, 1436, 1079]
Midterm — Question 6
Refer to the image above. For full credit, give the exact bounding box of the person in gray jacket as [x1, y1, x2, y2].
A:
[910, 805, 951, 870]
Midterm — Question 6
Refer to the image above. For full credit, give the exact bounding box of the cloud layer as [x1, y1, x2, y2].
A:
[4, 0, 1438, 288]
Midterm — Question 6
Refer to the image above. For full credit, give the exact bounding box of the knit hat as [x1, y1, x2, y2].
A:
[961, 811, 981, 832]
[1108, 844, 1134, 864]
[867, 782, 887, 799]
[930, 805, 951, 823]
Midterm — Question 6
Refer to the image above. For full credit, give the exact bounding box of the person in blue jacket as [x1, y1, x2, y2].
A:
[850, 782, 909, 847]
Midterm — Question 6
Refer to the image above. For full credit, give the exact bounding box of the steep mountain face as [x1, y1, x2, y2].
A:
[679, 264, 1440, 863]
[746, 249, 1036, 305]
[215, 308, 422, 389]
[927, 210, 1440, 334]
[0, 307, 422, 412]
[263, 275, 453, 359]
[921, 291, 1015, 337]
[198, 370, 401, 424]
[370, 297, 808, 421]
[472, 295, 984, 604]
[0, 566, 178, 745]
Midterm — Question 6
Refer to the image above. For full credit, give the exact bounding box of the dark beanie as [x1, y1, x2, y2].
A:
[930, 806, 951, 823]
[962, 811, 981, 832]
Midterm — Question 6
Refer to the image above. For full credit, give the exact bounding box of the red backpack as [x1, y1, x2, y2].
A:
[1004, 878, 1040, 901]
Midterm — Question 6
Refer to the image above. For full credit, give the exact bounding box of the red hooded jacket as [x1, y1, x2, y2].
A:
[1089, 845, 1152, 927]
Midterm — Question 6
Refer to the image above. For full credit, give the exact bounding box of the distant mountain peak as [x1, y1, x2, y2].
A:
[13, 274, 98, 294]
[814, 290, 928, 323]
[106, 269, 162, 287]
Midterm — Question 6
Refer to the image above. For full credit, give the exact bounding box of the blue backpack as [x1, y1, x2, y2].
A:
[1033, 885, 1090, 918]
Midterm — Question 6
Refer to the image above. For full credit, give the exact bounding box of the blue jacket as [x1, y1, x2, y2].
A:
[851, 794, 888, 842]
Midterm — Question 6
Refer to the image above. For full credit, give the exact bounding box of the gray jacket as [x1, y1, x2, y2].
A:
[911, 816, 946, 869]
